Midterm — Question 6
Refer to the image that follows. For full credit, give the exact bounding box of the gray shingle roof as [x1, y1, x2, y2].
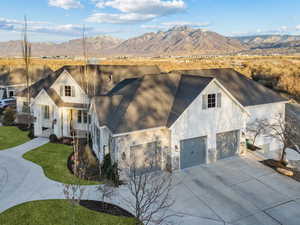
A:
[17, 65, 161, 106]
[172, 68, 287, 106]
[94, 73, 213, 134]
[0, 65, 53, 86]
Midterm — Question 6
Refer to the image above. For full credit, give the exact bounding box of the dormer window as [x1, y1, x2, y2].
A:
[60, 85, 75, 97]
[208, 94, 216, 108]
[203, 93, 222, 109]
[65, 86, 72, 97]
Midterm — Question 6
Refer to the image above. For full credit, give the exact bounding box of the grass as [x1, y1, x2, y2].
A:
[0, 126, 30, 150]
[0, 200, 137, 225]
[23, 143, 99, 185]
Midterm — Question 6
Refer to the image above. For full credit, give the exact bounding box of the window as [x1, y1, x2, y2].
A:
[65, 86, 72, 97]
[77, 110, 88, 124]
[83, 111, 88, 123]
[43, 105, 50, 119]
[208, 94, 216, 108]
[9, 91, 14, 97]
[22, 102, 30, 113]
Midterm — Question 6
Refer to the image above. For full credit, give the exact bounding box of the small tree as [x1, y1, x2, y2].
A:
[123, 157, 181, 225]
[21, 15, 32, 129]
[63, 183, 85, 225]
[2, 107, 16, 126]
[247, 113, 300, 163]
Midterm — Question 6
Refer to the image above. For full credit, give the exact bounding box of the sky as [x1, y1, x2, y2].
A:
[0, 0, 300, 42]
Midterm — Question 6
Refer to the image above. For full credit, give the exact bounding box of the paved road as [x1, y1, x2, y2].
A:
[1, 139, 300, 225]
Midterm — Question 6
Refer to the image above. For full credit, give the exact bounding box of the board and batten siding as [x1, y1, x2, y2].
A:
[32, 90, 59, 137]
[113, 128, 171, 180]
[170, 81, 248, 170]
[246, 102, 286, 154]
[51, 70, 89, 104]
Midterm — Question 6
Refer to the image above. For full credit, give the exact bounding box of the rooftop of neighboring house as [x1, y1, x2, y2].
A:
[92, 68, 287, 134]
[17, 64, 161, 100]
[0, 65, 53, 86]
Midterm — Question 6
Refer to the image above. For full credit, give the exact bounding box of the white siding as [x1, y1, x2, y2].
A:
[246, 102, 286, 154]
[51, 70, 89, 104]
[170, 81, 248, 170]
[32, 90, 58, 137]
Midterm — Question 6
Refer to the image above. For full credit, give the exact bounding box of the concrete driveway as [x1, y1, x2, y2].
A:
[166, 154, 300, 225]
[1, 139, 300, 225]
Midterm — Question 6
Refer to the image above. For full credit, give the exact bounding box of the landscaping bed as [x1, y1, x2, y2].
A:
[23, 143, 100, 185]
[0, 126, 30, 150]
[80, 200, 134, 218]
[0, 200, 137, 225]
[260, 159, 300, 182]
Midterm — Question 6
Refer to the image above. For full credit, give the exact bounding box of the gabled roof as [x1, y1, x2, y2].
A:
[17, 64, 161, 100]
[172, 68, 287, 106]
[0, 65, 53, 86]
[93, 73, 214, 134]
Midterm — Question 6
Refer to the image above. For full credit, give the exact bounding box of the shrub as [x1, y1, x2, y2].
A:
[101, 153, 120, 186]
[28, 127, 35, 139]
[49, 134, 58, 143]
[2, 107, 15, 126]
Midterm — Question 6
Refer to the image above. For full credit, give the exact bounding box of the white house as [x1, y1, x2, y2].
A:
[89, 69, 288, 178]
[16, 64, 161, 137]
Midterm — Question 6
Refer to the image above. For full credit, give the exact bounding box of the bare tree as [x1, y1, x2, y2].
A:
[97, 179, 116, 202]
[63, 182, 85, 225]
[21, 15, 32, 128]
[123, 157, 181, 225]
[247, 113, 300, 163]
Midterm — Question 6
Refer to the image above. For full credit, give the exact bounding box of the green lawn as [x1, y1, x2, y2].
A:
[0, 200, 136, 225]
[0, 126, 30, 150]
[23, 143, 99, 185]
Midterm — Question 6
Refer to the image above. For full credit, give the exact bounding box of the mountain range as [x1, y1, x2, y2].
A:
[0, 26, 299, 57]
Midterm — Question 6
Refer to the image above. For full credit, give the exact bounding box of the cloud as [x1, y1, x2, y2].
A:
[230, 26, 300, 37]
[48, 0, 83, 9]
[86, 13, 157, 24]
[88, 0, 186, 24]
[141, 21, 210, 29]
[0, 17, 99, 37]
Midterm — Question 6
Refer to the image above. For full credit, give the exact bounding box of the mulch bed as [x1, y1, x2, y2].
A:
[79, 200, 134, 218]
[260, 159, 300, 182]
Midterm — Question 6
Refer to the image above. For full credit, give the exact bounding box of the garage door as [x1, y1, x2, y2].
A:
[216, 130, 240, 160]
[180, 136, 207, 169]
[130, 142, 161, 174]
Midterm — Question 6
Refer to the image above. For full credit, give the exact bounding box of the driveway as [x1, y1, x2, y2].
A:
[163, 154, 300, 225]
[1, 139, 300, 225]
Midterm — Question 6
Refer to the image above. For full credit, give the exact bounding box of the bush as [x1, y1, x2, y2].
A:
[2, 107, 15, 126]
[28, 127, 35, 139]
[49, 134, 58, 143]
[101, 153, 120, 186]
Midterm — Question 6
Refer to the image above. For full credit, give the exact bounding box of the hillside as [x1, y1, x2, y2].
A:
[0, 26, 245, 57]
[111, 26, 245, 56]
[235, 35, 300, 47]
[0, 36, 123, 57]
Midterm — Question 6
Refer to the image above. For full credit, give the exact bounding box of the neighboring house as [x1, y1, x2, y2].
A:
[0, 66, 53, 99]
[89, 68, 288, 178]
[16, 65, 161, 137]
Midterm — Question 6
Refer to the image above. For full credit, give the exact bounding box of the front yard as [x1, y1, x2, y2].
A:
[0, 200, 136, 225]
[0, 126, 30, 150]
[23, 143, 99, 185]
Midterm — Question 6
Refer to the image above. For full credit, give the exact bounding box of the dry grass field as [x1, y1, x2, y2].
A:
[0, 55, 299, 101]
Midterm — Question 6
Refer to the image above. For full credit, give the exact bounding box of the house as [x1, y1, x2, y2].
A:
[89, 68, 288, 178]
[0, 66, 53, 99]
[16, 65, 161, 137]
